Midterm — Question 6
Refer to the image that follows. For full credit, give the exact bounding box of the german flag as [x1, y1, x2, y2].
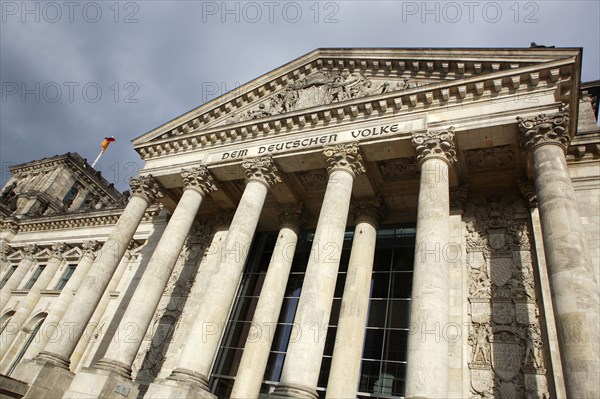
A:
[101, 136, 116, 152]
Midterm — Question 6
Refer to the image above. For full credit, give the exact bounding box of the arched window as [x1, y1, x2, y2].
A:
[0, 310, 16, 334]
[7, 313, 47, 375]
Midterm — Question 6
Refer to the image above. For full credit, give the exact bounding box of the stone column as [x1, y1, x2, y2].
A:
[518, 111, 600, 399]
[0, 241, 11, 278]
[70, 241, 138, 371]
[0, 244, 38, 310]
[231, 204, 304, 399]
[405, 128, 456, 399]
[15, 241, 100, 364]
[90, 166, 217, 378]
[33, 175, 162, 370]
[272, 143, 365, 399]
[0, 243, 67, 365]
[145, 156, 281, 399]
[326, 197, 383, 398]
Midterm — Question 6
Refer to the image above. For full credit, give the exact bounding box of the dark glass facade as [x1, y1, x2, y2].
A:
[210, 226, 415, 398]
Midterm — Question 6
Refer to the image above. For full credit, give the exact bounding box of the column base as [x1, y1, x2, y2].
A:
[145, 377, 216, 399]
[270, 383, 318, 399]
[62, 366, 139, 399]
[9, 358, 74, 399]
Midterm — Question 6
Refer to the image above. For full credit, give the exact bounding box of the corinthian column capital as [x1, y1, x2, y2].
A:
[517, 111, 570, 153]
[50, 243, 67, 261]
[278, 203, 306, 233]
[351, 196, 385, 227]
[323, 142, 366, 177]
[242, 155, 282, 188]
[129, 175, 164, 204]
[1, 242, 12, 262]
[181, 165, 218, 195]
[82, 240, 100, 260]
[22, 244, 38, 260]
[411, 127, 457, 166]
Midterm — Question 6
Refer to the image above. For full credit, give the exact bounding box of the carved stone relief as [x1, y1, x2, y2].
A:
[465, 197, 549, 399]
[218, 69, 432, 126]
[131, 222, 213, 383]
[465, 145, 516, 171]
[296, 169, 328, 190]
[377, 157, 419, 181]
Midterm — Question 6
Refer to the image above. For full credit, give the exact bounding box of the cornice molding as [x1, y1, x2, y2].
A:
[4, 206, 161, 233]
[133, 48, 580, 146]
[135, 58, 576, 162]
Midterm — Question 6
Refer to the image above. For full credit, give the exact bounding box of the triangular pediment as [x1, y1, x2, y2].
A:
[133, 48, 581, 149]
[63, 246, 82, 261]
[209, 70, 439, 129]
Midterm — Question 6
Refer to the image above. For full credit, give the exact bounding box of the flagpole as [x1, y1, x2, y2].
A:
[91, 150, 104, 168]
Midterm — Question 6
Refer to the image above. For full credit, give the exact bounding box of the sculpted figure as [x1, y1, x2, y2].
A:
[470, 323, 491, 364]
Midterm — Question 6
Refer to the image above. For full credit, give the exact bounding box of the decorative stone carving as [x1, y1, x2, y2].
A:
[517, 111, 570, 153]
[1, 181, 17, 206]
[351, 196, 385, 226]
[490, 331, 523, 381]
[50, 243, 67, 261]
[181, 165, 218, 195]
[0, 242, 11, 262]
[377, 158, 419, 181]
[469, 323, 492, 366]
[450, 185, 468, 211]
[278, 203, 305, 231]
[213, 211, 234, 229]
[220, 70, 431, 125]
[22, 244, 38, 259]
[522, 325, 545, 373]
[242, 155, 282, 188]
[297, 169, 328, 190]
[129, 175, 164, 204]
[411, 127, 457, 165]
[465, 196, 549, 398]
[465, 145, 515, 171]
[518, 179, 537, 208]
[82, 240, 100, 260]
[0, 219, 19, 234]
[323, 142, 366, 177]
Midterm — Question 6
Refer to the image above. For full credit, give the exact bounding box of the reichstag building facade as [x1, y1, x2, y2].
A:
[0, 48, 598, 399]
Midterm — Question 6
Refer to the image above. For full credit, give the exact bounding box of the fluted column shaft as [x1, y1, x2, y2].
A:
[0, 245, 38, 310]
[71, 245, 134, 370]
[326, 197, 381, 398]
[231, 204, 303, 399]
[95, 167, 216, 379]
[164, 156, 281, 393]
[273, 143, 365, 399]
[518, 112, 600, 398]
[22, 241, 100, 362]
[0, 243, 66, 364]
[405, 129, 456, 399]
[37, 175, 162, 370]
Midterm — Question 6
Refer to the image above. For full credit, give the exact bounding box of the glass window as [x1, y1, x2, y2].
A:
[54, 264, 76, 290]
[23, 265, 45, 290]
[0, 265, 17, 289]
[210, 226, 416, 398]
[367, 299, 387, 328]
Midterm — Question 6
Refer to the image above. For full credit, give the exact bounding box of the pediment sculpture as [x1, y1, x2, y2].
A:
[217, 69, 432, 126]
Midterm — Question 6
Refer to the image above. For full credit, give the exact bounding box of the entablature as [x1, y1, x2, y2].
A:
[136, 59, 577, 166]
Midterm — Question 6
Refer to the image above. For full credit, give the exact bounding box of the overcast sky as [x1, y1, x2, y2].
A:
[1, 0, 598, 191]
